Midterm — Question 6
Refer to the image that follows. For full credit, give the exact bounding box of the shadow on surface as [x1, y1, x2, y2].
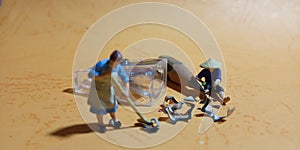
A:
[62, 88, 88, 97]
[50, 123, 96, 137]
[194, 113, 227, 124]
[62, 88, 74, 94]
[50, 122, 142, 137]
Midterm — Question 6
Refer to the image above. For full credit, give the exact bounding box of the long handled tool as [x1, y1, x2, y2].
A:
[111, 74, 160, 133]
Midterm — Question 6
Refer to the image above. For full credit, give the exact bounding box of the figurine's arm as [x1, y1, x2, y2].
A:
[88, 59, 109, 78]
[116, 65, 130, 97]
[212, 69, 222, 90]
[117, 65, 130, 82]
[214, 79, 221, 85]
[196, 69, 206, 81]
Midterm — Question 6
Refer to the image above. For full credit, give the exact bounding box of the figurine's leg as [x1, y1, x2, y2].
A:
[202, 105, 222, 122]
[201, 97, 210, 113]
[216, 85, 230, 105]
[96, 114, 106, 133]
[96, 114, 104, 125]
[109, 112, 121, 128]
[218, 90, 225, 99]
[109, 112, 118, 121]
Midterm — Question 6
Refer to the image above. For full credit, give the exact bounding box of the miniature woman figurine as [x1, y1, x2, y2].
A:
[87, 50, 129, 133]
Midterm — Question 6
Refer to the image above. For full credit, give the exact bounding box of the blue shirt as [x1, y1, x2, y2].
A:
[197, 68, 221, 90]
[88, 58, 129, 82]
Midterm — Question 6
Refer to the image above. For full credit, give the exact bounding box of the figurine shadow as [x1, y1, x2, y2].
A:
[62, 88, 88, 97]
[50, 122, 143, 137]
[158, 117, 169, 122]
[50, 123, 96, 137]
[158, 116, 190, 125]
[194, 113, 206, 117]
[62, 88, 74, 95]
[194, 113, 227, 124]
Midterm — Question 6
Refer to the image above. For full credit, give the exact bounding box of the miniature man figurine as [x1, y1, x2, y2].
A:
[87, 50, 129, 133]
[197, 58, 230, 105]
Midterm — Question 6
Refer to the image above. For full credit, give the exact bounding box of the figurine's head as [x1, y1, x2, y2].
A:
[109, 50, 123, 67]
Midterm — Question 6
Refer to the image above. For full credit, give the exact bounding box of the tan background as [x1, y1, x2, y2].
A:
[0, 0, 300, 149]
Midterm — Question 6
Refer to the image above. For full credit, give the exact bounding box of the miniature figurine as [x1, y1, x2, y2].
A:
[87, 50, 129, 133]
[197, 58, 230, 105]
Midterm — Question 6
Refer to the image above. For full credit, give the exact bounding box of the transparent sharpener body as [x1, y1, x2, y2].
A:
[120, 58, 167, 106]
[73, 69, 91, 95]
[73, 58, 167, 107]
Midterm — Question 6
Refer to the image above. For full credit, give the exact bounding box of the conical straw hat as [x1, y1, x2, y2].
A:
[200, 58, 222, 68]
